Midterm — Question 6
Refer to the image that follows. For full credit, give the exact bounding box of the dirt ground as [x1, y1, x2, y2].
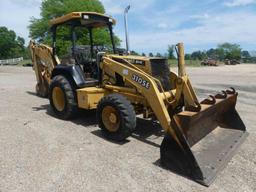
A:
[0, 64, 255, 192]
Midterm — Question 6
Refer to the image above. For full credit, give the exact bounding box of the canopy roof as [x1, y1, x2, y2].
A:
[49, 12, 116, 28]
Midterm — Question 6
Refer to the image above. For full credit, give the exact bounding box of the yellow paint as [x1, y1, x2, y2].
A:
[77, 87, 106, 109]
[102, 106, 120, 132]
[52, 87, 65, 111]
[49, 12, 116, 27]
[29, 41, 59, 96]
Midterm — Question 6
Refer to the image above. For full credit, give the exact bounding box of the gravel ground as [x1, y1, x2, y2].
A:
[0, 64, 255, 192]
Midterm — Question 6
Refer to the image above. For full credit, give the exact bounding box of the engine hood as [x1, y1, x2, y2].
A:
[108, 54, 168, 65]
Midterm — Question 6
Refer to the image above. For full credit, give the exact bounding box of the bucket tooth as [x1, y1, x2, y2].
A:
[226, 87, 236, 94]
[215, 90, 227, 99]
[200, 95, 216, 105]
[185, 101, 201, 112]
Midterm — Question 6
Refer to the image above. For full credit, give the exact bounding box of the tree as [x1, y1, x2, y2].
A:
[155, 53, 162, 57]
[241, 50, 251, 63]
[167, 45, 175, 59]
[149, 52, 154, 57]
[0, 27, 26, 59]
[206, 48, 217, 59]
[141, 53, 146, 56]
[191, 51, 201, 60]
[215, 48, 225, 61]
[191, 51, 199, 60]
[185, 53, 191, 60]
[130, 50, 139, 55]
[241, 50, 250, 58]
[191, 50, 207, 60]
[217, 43, 242, 60]
[29, 0, 120, 56]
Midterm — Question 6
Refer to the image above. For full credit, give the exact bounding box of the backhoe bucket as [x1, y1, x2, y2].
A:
[160, 89, 248, 186]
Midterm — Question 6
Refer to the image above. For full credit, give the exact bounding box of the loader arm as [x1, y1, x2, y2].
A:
[102, 46, 248, 186]
[102, 56, 182, 144]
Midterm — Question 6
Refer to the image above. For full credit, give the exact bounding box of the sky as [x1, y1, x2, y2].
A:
[1, 0, 256, 54]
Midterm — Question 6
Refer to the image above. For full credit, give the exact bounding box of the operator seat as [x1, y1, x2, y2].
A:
[58, 46, 99, 88]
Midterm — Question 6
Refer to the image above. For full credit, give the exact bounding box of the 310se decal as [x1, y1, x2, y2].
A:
[132, 74, 150, 89]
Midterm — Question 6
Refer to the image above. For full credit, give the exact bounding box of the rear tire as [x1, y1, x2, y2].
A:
[49, 75, 77, 120]
[97, 94, 136, 141]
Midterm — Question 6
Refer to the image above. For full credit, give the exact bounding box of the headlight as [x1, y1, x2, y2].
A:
[83, 15, 89, 19]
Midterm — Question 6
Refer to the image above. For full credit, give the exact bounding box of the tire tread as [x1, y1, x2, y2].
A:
[49, 75, 77, 119]
[97, 94, 136, 141]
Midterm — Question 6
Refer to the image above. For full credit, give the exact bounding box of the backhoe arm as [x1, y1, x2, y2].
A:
[29, 40, 60, 97]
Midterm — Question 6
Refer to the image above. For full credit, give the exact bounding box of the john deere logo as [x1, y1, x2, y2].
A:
[132, 74, 150, 89]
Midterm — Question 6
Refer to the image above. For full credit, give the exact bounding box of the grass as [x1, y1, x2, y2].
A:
[168, 59, 201, 67]
[17, 59, 32, 66]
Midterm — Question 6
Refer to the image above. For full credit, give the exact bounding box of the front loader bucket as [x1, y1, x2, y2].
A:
[160, 89, 248, 186]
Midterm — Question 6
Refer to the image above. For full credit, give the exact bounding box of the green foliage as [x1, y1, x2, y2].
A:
[241, 50, 253, 63]
[191, 51, 207, 60]
[217, 43, 242, 60]
[130, 50, 140, 55]
[149, 52, 154, 57]
[141, 53, 146, 56]
[185, 53, 191, 60]
[241, 50, 250, 58]
[167, 45, 175, 59]
[0, 27, 27, 59]
[29, 0, 120, 56]
[155, 53, 162, 57]
[190, 43, 244, 61]
[206, 48, 218, 59]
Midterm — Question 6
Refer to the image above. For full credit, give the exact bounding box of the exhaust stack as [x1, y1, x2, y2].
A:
[124, 5, 131, 54]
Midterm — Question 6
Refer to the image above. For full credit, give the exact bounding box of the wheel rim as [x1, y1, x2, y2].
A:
[52, 87, 65, 111]
[102, 106, 120, 132]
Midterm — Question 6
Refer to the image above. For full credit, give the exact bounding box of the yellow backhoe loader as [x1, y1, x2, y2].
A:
[30, 12, 248, 186]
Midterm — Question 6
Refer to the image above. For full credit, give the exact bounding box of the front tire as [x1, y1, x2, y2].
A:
[97, 94, 136, 141]
[49, 75, 77, 119]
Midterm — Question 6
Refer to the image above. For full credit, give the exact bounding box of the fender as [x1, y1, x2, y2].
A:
[51, 65, 88, 88]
